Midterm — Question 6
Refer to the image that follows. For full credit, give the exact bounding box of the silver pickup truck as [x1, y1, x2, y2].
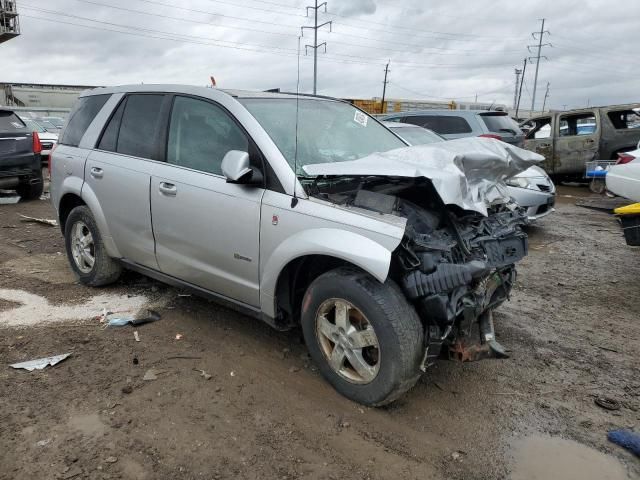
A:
[51, 85, 540, 405]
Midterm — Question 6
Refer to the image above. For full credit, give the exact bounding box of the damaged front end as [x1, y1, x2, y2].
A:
[305, 175, 528, 369]
[391, 183, 526, 367]
[302, 138, 542, 370]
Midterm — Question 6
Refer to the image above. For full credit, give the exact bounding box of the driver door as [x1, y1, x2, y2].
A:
[150, 95, 264, 307]
[524, 116, 555, 173]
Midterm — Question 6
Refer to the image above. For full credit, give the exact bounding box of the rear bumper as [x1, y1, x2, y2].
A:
[0, 153, 42, 186]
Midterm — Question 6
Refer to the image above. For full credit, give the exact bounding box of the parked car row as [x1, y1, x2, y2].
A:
[50, 85, 543, 405]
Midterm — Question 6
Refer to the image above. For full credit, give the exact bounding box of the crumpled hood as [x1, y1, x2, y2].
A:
[303, 137, 544, 215]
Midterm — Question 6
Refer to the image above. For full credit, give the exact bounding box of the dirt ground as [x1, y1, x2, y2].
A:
[0, 187, 638, 480]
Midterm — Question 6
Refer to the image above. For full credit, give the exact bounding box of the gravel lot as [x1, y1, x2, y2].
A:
[0, 187, 638, 480]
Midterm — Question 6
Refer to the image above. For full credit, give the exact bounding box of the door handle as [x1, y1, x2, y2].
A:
[90, 167, 103, 179]
[159, 182, 177, 196]
[585, 138, 595, 144]
[538, 143, 551, 148]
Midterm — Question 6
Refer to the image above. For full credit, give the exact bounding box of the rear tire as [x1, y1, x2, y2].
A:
[16, 173, 43, 201]
[301, 267, 424, 406]
[64, 206, 122, 286]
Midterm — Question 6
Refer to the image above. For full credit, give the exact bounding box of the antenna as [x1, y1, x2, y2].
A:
[291, 36, 301, 209]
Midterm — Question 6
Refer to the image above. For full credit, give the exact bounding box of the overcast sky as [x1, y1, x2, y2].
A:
[1, 0, 638, 110]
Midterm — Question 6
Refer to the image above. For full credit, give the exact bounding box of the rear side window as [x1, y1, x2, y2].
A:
[98, 94, 165, 159]
[0, 111, 26, 130]
[607, 110, 640, 130]
[404, 115, 472, 134]
[166, 95, 248, 176]
[60, 94, 110, 146]
[479, 113, 521, 134]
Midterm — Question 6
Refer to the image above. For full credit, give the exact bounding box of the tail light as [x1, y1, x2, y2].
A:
[479, 133, 503, 141]
[616, 152, 636, 165]
[32, 131, 42, 154]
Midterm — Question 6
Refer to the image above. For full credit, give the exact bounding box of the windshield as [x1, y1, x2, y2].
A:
[239, 98, 406, 174]
[38, 119, 58, 130]
[44, 117, 65, 127]
[479, 113, 522, 135]
[23, 119, 47, 133]
[391, 126, 444, 146]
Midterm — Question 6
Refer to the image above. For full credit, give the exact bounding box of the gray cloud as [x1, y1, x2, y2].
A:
[0, 0, 637, 111]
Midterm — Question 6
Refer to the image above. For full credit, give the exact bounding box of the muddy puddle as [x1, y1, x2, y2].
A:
[509, 434, 631, 480]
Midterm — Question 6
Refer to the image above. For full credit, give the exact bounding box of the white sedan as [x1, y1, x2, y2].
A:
[607, 146, 640, 202]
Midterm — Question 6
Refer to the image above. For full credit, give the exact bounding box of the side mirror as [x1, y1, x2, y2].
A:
[221, 150, 263, 185]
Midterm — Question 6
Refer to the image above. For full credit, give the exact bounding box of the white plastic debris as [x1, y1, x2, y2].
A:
[10, 353, 72, 371]
[17, 213, 58, 227]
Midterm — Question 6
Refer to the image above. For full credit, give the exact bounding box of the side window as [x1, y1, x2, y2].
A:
[166, 96, 249, 176]
[607, 110, 640, 130]
[97, 98, 126, 152]
[405, 115, 472, 135]
[116, 94, 165, 159]
[526, 118, 552, 139]
[559, 113, 596, 137]
[60, 94, 110, 147]
[384, 116, 401, 123]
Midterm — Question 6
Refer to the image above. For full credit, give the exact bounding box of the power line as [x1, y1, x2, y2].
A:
[527, 18, 551, 113]
[301, 0, 331, 94]
[380, 60, 390, 114]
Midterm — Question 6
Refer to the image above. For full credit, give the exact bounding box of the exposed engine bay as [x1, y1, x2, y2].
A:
[304, 175, 529, 367]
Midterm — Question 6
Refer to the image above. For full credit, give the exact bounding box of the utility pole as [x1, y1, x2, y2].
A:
[542, 82, 550, 112]
[301, 1, 332, 95]
[513, 68, 522, 109]
[528, 18, 551, 114]
[515, 58, 527, 119]
[380, 60, 390, 113]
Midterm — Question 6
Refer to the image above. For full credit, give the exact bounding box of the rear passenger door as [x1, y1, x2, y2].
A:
[151, 95, 264, 307]
[85, 93, 170, 269]
[555, 111, 599, 175]
[523, 116, 555, 173]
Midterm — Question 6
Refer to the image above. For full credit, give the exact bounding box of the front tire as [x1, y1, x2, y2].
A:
[64, 206, 122, 286]
[301, 267, 424, 406]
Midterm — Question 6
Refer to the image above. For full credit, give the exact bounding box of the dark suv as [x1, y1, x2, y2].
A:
[0, 108, 43, 200]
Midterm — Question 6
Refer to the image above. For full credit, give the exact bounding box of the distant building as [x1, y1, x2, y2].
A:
[345, 97, 507, 115]
[0, 0, 20, 44]
[0, 82, 98, 117]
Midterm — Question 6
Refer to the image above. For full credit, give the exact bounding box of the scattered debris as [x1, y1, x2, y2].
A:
[17, 213, 58, 227]
[193, 368, 212, 380]
[451, 451, 462, 461]
[143, 368, 165, 381]
[215, 386, 222, 392]
[61, 466, 82, 479]
[121, 385, 133, 394]
[0, 196, 20, 204]
[177, 293, 192, 298]
[133, 331, 140, 342]
[608, 429, 640, 457]
[132, 357, 139, 365]
[289, 366, 300, 373]
[594, 396, 621, 411]
[575, 197, 629, 212]
[10, 353, 71, 371]
[175, 333, 183, 340]
[35, 438, 51, 447]
[107, 309, 161, 327]
[104, 456, 118, 464]
[230, 371, 236, 377]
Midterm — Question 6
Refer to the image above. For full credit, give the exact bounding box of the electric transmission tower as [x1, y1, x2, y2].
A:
[513, 68, 522, 109]
[301, 1, 332, 95]
[528, 18, 551, 114]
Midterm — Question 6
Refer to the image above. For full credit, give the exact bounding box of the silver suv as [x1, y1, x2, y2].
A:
[51, 85, 537, 406]
[383, 109, 525, 146]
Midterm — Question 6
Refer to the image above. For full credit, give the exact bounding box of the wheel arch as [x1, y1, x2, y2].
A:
[261, 228, 399, 323]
